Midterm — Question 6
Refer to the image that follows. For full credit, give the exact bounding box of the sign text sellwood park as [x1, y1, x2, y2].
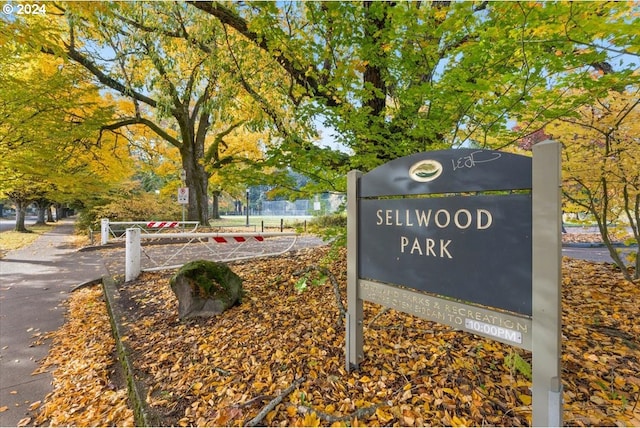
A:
[346, 141, 563, 426]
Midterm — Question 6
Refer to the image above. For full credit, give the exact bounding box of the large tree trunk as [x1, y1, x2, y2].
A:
[181, 143, 210, 225]
[34, 199, 48, 225]
[55, 204, 65, 220]
[14, 200, 29, 232]
[211, 190, 221, 220]
[47, 206, 55, 222]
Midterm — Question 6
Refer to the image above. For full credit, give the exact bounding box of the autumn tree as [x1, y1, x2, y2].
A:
[0, 33, 133, 232]
[546, 87, 640, 281]
[24, 2, 286, 225]
[191, 1, 640, 182]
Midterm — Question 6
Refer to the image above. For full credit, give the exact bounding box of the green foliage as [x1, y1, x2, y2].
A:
[308, 213, 347, 229]
[505, 352, 532, 381]
[293, 276, 308, 294]
[194, 1, 640, 181]
[294, 272, 327, 294]
[306, 213, 347, 257]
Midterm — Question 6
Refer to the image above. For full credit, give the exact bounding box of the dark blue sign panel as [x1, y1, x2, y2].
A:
[357, 149, 533, 316]
[360, 149, 532, 197]
[359, 194, 532, 315]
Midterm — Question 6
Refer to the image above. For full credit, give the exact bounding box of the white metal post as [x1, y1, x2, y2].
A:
[532, 140, 563, 427]
[101, 218, 109, 245]
[125, 228, 141, 282]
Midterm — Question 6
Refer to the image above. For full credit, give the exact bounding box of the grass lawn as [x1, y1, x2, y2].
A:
[205, 215, 314, 233]
[0, 223, 55, 258]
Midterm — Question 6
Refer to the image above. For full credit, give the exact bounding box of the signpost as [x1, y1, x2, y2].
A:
[346, 141, 562, 426]
[179, 169, 188, 227]
[177, 187, 189, 205]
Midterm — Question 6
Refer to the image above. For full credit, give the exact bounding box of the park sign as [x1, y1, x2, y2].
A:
[346, 141, 563, 426]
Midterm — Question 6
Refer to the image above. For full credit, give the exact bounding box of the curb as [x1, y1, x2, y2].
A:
[562, 242, 638, 249]
[70, 277, 103, 292]
[101, 276, 156, 427]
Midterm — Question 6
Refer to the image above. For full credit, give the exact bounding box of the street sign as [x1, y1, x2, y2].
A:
[178, 187, 189, 204]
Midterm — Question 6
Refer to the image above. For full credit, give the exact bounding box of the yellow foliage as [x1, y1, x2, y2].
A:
[547, 89, 640, 215]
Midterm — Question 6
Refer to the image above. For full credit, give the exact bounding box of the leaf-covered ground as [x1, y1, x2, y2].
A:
[36, 246, 639, 427]
[32, 286, 134, 426]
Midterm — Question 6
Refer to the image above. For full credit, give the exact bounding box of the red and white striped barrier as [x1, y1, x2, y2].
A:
[124, 230, 297, 280]
[146, 221, 179, 228]
[211, 236, 264, 243]
[100, 219, 200, 245]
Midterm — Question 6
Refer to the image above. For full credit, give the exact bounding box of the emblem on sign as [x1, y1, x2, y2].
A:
[409, 159, 443, 182]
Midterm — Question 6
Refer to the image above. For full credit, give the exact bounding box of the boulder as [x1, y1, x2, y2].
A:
[169, 260, 243, 320]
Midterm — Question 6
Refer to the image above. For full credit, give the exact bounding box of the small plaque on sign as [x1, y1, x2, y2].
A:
[465, 318, 522, 344]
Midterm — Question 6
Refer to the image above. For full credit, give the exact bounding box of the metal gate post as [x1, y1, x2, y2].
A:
[125, 228, 141, 282]
[101, 218, 109, 245]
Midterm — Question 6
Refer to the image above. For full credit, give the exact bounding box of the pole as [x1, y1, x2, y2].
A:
[346, 170, 364, 372]
[125, 228, 141, 282]
[101, 218, 109, 245]
[181, 169, 187, 230]
[532, 140, 563, 426]
[245, 188, 250, 227]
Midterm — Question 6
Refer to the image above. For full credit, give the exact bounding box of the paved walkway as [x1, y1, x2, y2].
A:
[0, 219, 108, 426]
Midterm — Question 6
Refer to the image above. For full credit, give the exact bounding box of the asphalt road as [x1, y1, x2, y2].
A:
[0, 217, 37, 233]
[561, 245, 636, 266]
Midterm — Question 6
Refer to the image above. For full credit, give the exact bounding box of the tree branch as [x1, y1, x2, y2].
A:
[141, 36, 182, 111]
[101, 117, 182, 148]
[245, 377, 305, 427]
[188, 1, 339, 107]
[54, 46, 160, 110]
[204, 120, 245, 164]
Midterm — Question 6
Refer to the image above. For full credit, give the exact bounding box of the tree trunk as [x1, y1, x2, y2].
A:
[363, 1, 387, 119]
[361, 1, 392, 165]
[55, 204, 65, 220]
[14, 201, 28, 232]
[181, 145, 210, 225]
[47, 206, 55, 222]
[34, 199, 47, 225]
[211, 190, 221, 220]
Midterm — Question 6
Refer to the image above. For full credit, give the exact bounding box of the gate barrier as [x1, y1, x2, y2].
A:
[100, 218, 200, 245]
[124, 228, 298, 281]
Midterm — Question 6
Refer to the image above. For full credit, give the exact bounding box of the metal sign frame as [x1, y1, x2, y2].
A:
[346, 140, 562, 426]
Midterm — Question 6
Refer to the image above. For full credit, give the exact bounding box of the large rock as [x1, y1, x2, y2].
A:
[169, 260, 243, 320]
